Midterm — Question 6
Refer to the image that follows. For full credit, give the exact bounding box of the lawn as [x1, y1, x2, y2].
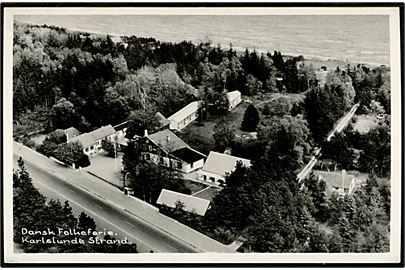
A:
[177, 92, 306, 155]
[183, 179, 208, 194]
[193, 186, 221, 201]
[353, 114, 379, 134]
[177, 102, 249, 154]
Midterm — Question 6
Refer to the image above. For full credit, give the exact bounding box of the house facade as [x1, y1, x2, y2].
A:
[167, 101, 202, 131]
[137, 129, 206, 173]
[198, 151, 251, 185]
[314, 170, 356, 196]
[71, 125, 116, 156]
[226, 90, 242, 111]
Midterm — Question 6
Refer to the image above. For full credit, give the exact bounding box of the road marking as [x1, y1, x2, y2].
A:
[125, 221, 136, 228]
[163, 242, 176, 250]
[66, 188, 75, 193]
[96, 204, 103, 210]
[32, 180, 165, 253]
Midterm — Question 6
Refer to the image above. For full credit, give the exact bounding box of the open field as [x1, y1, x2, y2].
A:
[353, 114, 379, 134]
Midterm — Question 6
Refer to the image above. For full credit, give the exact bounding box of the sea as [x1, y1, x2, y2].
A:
[15, 15, 390, 66]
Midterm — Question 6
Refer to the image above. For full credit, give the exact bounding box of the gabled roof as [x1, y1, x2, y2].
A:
[64, 127, 81, 140]
[147, 129, 189, 153]
[167, 101, 202, 123]
[71, 125, 116, 148]
[226, 90, 241, 101]
[156, 112, 170, 128]
[156, 189, 210, 216]
[201, 151, 251, 177]
[314, 170, 355, 189]
[171, 147, 206, 163]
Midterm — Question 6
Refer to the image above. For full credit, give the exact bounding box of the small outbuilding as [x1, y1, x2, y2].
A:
[156, 189, 210, 216]
[226, 90, 242, 111]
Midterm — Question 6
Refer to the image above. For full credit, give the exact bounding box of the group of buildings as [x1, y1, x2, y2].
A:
[55, 88, 356, 216]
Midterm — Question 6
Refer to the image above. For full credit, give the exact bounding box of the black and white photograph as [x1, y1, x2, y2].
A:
[2, 3, 403, 266]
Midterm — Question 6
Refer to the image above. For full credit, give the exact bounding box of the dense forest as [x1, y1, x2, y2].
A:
[13, 22, 391, 253]
[13, 21, 320, 138]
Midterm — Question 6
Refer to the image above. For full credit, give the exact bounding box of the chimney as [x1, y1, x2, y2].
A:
[167, 135, 170, 142]
[144, 129, 148, 137]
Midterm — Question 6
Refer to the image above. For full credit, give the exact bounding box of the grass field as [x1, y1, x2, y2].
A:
[177, 102, 250, 154]
[193, 186, 221, 201]
[353, 115, 378, 134]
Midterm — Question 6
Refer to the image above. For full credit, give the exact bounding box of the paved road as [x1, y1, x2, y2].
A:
[13, 142, 233, 253]
[297, 103, 360, 182]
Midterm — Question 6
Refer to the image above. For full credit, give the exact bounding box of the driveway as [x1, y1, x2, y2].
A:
[86, 152, 124, 188]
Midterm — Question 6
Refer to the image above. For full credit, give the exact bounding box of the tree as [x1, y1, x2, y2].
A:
[78, 212, 97, 231]
[325, 68, 356, 110]
[51, 98, 79, 129]
[213, 118, 235, 152]
[245, 74, 263, 95]
[13, 158, 137, 253]
[358, 123, 390, 177]
[257, 114, 311, 169]
[241, 104, 260, 132]
[125, 109, 161, 139]
[321, 132, 354, 169]
[53, 141, 88, 167]
[261, 97, 292, 117]
[102, 139, 116, 158]
[38, 129, 67, 157]
[303, 172, 329, 222]
[304, 85, 345, 142]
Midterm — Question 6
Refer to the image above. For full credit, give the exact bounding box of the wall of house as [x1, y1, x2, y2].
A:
[181, 158, 204, 173]
[228, 96, 241, 111]
[169, 111, 198, 131]
[148, 153, 204, 173]
[83, 136, 115, 156]
[198, 170, 225, 185]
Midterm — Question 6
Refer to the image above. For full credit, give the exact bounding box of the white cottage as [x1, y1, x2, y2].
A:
[198, 151, 251, 185]
[226, 90, 242, 111]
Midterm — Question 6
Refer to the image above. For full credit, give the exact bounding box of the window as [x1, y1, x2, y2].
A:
[177, 162, 182, 169]
[209, 177, 215, 182]
[90, 145, 94, 150]
[203, 175, 207, 181]
[344, 188, 349, 193]
[148, 145, 152, 151]
[160, 156, 164, 164]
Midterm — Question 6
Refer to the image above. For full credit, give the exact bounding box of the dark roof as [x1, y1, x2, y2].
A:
[113, 121, 129, 131]
[171, 147, 206, 163]
[147, 129, 189, 153]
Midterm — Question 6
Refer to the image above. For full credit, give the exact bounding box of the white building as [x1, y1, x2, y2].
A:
[226, 90, 242, 111]
[143, 129, 206, 173]
[198, 151, 251, 185]
[156, 189, 210, 216]
[71, 125, 116, 156]
[314, 170, 356, 196]
[167, 101, 202, 131]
